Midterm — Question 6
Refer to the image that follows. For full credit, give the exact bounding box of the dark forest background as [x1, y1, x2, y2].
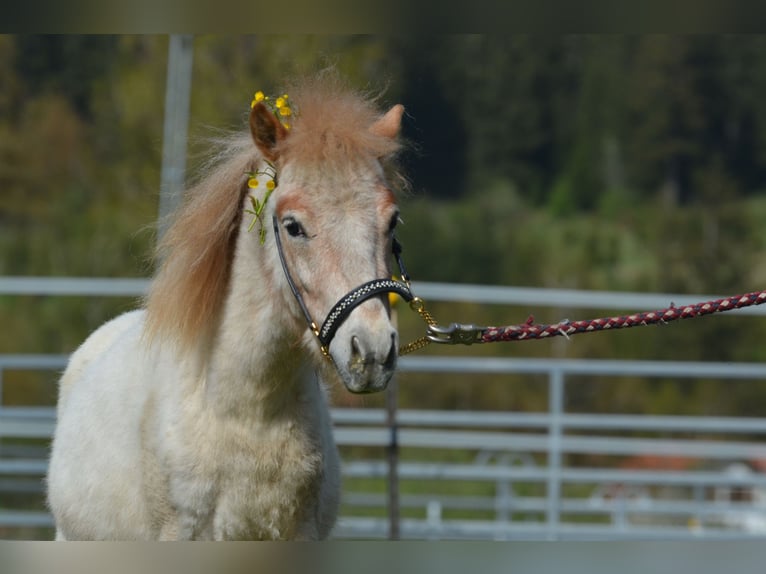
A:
[3, 35, 766, 416]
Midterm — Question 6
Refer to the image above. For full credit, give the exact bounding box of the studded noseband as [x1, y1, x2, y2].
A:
[271, 216, 414, 357]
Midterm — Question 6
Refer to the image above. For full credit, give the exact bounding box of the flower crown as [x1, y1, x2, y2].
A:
[246, 90, 293, 243]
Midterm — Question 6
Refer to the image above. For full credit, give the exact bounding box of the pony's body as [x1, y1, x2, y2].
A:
[47, 75, 405, 540]
[49, 306, 339, 541]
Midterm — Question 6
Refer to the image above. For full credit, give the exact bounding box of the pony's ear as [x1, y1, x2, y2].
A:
[249, 103, 288, 161]
[370, 104, 404, 140]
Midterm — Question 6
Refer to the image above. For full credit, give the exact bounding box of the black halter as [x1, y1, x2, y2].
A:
[272, 216, 414, 356]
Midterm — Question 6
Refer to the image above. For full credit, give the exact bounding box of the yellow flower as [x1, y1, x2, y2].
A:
[248, 91, 293, 129]
[247, 177, 259, 188]
[265, 179, 276, 191]
[250, 90, 266, 109]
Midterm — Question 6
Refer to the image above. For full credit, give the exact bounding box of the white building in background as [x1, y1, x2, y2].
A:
[715, 461, 766, 534]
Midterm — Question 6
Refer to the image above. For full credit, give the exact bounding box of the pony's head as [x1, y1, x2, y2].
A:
[146, 75, 408, 394]
[249, 80, 406, 393]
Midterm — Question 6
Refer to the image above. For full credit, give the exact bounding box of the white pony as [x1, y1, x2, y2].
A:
[47, 75, 408, 540]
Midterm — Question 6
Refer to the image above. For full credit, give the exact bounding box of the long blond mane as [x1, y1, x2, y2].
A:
[144, 73, 404, 353]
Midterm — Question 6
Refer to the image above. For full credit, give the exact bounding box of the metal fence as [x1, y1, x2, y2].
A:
[334, 357, 766, 540]
[2, 277, 766, 540]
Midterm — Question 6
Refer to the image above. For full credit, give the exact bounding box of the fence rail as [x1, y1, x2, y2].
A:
[2, 277, 766, 540]
[4, 276, 766, 315]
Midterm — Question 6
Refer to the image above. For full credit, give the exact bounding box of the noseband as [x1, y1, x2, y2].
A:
[272, 216, 414, 357]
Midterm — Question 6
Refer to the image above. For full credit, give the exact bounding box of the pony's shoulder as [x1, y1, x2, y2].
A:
[57, 310, 146, 409]
[65, 310, 144, 377]
[86, 310, 145, 351]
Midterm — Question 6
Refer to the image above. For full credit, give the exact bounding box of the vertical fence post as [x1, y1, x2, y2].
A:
[494, 452, 512, 541]
[547, 368, 564, 539]
[158, 34, 194, 244]
[386, 374, 400, 539]
[386, 308, 400, 539]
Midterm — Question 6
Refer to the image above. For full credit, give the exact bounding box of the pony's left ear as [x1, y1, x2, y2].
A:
[370, 104, 404, 140]
[250, 103, 288, 161]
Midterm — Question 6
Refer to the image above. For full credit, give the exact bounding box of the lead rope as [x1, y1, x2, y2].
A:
[397, 288, 766, 351]
[394, 239, 766, 353]
[390, 241, 766, 351]
[480, 289, 766, 343]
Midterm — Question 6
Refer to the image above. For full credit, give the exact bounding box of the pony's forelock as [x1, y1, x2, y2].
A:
[278, 73, 404, 179]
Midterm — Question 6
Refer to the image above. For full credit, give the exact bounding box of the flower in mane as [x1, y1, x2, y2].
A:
[244, 156, 277, 244]
[245, 90, 293, 242]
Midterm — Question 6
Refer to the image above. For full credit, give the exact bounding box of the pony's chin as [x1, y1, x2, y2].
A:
[335, 365, 394, 395]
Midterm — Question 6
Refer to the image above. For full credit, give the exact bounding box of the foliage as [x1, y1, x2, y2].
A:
[3, 34, 766, 419]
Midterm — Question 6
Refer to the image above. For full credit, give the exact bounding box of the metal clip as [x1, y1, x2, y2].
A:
[426, 323, 485, 345]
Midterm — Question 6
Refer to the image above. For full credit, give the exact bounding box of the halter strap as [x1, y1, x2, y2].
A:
[272, 216, 414, 355]
[272, 216, 319, 338]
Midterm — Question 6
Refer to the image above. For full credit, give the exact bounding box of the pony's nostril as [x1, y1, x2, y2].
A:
[351, 335, 362, 359]
[384, 334, 397, 370]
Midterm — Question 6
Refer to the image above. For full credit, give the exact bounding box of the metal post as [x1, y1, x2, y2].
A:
[386, 309, 401, 539]
[494, 452, 512, 541]
[158, 34, 194, 243]
[546, 368, 564, 539]
[386, 376, 400, 539]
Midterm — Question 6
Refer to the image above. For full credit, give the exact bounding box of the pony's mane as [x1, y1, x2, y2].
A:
[144, 72, 405, 353]
[143, 132, 253, 352]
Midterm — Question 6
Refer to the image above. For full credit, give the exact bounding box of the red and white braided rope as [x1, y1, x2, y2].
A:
[481, 289, 766, 343]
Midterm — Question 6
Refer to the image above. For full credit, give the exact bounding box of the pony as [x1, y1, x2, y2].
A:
[46, 74, 409, 540]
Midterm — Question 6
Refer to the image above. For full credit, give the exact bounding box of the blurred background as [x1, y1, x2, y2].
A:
[4, 35, 766, 540]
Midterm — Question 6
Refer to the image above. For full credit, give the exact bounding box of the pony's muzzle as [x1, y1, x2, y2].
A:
[341, 330, 398, 394]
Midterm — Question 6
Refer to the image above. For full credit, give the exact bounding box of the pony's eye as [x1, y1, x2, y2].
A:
[283, 218, 307, 238]
[388, 212, 401, 234]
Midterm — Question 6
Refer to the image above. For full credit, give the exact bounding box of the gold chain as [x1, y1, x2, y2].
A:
[398, 297, 436, 356]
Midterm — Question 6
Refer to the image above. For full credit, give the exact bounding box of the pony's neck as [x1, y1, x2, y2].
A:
[203, 226, 316, 418]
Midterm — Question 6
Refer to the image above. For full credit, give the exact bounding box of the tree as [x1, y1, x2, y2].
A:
[622, 36, 734, 206]
[13, 35, 118, 120]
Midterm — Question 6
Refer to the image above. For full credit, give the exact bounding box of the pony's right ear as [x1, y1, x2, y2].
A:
[249, 103, 288, 161]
